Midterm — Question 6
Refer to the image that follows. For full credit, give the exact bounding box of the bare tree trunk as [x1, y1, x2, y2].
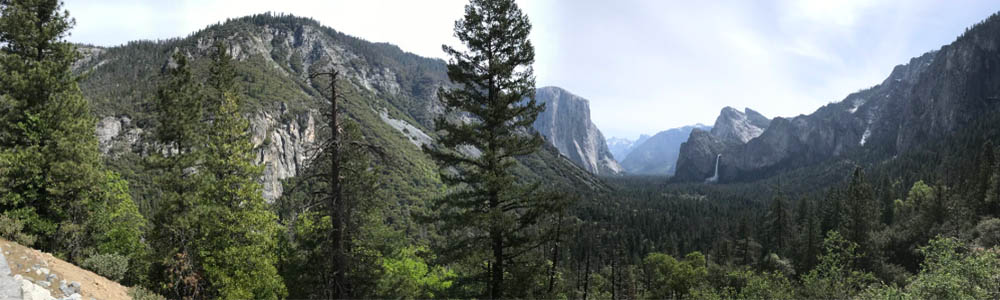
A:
[313, 71, 347, 299]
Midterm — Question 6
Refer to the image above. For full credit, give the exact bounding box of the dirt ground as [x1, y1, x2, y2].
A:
[0, 238, 130, 300]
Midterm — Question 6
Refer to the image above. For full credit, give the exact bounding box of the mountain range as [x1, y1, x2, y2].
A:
[76, 14, 607, 212]
[619, 124, 710, 175]
[674, 15, 1000, 182]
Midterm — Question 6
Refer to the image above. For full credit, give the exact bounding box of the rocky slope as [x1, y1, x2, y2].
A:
[78, 13, 606, 205]
[532, 86, 622, 175]
[675, 12, 1000, 182]
[620, 124, 709, 175]
[674, 107, 770, 181]
[607, 135, 650, 162]
[0, 239, 130, 300]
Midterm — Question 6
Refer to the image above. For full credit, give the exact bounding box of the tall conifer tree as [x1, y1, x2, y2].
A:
[0, 0, 138, 260]
[427, 0, 564, 298]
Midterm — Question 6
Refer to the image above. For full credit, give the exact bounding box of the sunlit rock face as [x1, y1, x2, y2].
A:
[532, 86, 623, 175]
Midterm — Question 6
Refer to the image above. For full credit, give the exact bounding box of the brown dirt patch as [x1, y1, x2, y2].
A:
[0, 238, 130, 300]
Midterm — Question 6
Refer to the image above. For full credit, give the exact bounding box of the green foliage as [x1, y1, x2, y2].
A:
[89, 171, 148, 284]
[427, 0, 568, 298]
[0, 214, 36, 246]
[641, 251, 708, 299]
[81, 253, 129, 282]
[148, 43, 285, 300]
[127, 285, 168, 300]
[862, 237, 1000, 299]
[691, 269, 794, 300]
[800, 231, 878, 299]
[974, 218, 1000, 248]
[376, 246, 455, 299]
[0, 0, 112, 260]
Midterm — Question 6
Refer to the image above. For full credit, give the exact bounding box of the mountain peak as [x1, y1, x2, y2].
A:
[711, 107, 770, 144]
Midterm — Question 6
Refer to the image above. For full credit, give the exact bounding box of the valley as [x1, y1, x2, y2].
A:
[3, 0, 1000, 299]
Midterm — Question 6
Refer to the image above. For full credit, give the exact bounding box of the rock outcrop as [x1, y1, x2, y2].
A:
[674, 107, 770, 181]
[532, 86, 623, 175]
[620, 124, 709, 175]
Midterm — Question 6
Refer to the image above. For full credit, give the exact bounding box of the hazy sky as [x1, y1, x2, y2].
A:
[63, 0, 1000, 140]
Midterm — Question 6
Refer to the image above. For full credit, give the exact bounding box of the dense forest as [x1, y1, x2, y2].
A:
[2, 0, 1000, 299]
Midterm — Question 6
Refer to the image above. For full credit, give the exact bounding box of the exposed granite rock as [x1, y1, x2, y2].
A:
[532, 86, 622, 175]
[674, 14, 1000, 182]
[94, 106, 317, 202]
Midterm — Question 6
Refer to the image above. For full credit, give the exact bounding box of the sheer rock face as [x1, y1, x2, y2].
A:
[620, 124, 709, 176]
[675, 14, 1000, 182]
[674, 108, 770, 181]
[95, 108, 317, 202]
[249, 108, 317, 201]
[532, 86, 623, 175]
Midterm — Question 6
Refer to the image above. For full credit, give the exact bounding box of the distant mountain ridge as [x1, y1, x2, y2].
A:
[620, 124, 710, 175]
[675, 12, 1000, 182]
[533, 86, 623, 175]
[607, 135, 650, 162]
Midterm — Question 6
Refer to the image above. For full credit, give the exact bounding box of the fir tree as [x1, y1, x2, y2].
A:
[0, 0, 144, 262]
[149, 44, 285, 299]
[764, 191, 791, 256]
[427, 0, 565, 297]
[839, 167, 878, 265]
[198, 43, 286, 299]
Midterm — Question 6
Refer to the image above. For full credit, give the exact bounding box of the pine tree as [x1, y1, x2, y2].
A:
[149, 44, 285, 299]
[795, 198, 821, 274]
[764, 191, 791, 256]
[839, 167, 878, 265]
[197, 43, 286, 299]
[427, 0, 565, 297]
[0, 0, 139, 260]
[149, 51, 210, 300]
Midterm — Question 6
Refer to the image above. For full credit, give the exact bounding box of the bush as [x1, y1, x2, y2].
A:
[0, 214, 36, 246]
[81, 253, 129, 282]
[974, 218, 1000, 248]
[127, 285, 167, 300]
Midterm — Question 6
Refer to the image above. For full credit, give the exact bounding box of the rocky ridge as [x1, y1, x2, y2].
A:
[675, 13, 1000, 182]
[620, 124, 710, 176]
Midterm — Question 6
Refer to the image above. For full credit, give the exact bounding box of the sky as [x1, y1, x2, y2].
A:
[64, 0, 1000, 140]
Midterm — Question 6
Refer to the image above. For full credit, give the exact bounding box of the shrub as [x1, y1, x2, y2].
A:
[81, 253, 129, 282]
[127, 285, 167, 300]
[0, 214, 37, 246]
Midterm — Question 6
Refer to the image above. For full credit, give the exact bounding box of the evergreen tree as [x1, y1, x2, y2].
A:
[148, 51, 210, 300]
[149, 44, 285, 299]
[795, 198, 821, 274]
[427, 0, 565, 297]
[0, 0, 143, 261]
[764, 191, 791, 256]
[197, 43, 286, 299]
[839, 167, 879, 265]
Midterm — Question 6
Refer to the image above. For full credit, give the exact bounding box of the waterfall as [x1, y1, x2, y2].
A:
[705, 154, 721, 183]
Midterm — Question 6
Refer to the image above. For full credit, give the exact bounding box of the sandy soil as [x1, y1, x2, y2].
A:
[0, 238, 130, 300]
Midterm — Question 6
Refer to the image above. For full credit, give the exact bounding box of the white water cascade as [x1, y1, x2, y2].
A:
[705, 154, 721, 183]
